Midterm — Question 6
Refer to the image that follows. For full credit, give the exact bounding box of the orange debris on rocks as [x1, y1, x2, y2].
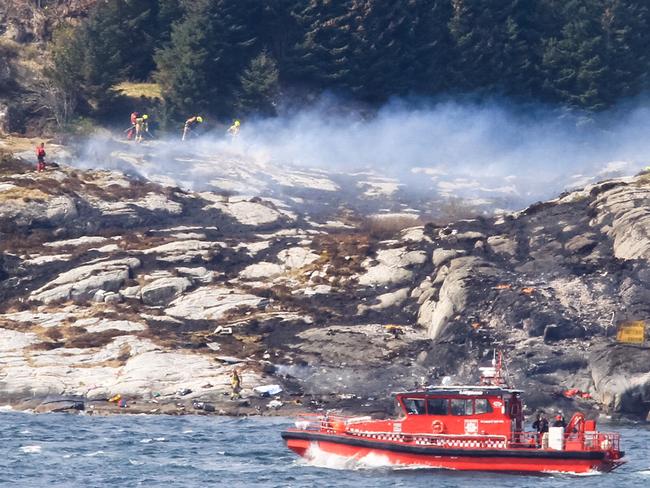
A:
[494, 284, 512, 290]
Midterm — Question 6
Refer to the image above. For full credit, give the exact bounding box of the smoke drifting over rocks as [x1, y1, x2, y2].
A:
[68, 97, 650, 214]
[238, 98, 650, 194]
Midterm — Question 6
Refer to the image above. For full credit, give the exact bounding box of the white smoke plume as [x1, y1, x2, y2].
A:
[68, 96, 650, 209]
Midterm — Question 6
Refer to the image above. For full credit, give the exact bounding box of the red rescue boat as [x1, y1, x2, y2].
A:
[282, 355, 624, 474]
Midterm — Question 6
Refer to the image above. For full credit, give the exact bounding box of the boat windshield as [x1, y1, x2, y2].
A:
[403, 398, 426, 415]
[475, 398, 493, 414]
[427, 398, 447, 415]
[450, 399, 473, 415]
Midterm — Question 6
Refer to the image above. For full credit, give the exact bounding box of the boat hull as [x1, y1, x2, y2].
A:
[282, 430, 623, 474]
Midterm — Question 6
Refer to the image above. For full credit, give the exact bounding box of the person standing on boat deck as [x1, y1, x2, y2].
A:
[532, 412, 549, 447]
[231, 369, 241, 399]
[552, 413, 566, 429]
[533, 412, 549, 433]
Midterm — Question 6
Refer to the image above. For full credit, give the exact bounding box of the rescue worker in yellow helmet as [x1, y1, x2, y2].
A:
[135, 114, 149, 143]
[227, 119, 241, 137]
[182, 115, 203, 141]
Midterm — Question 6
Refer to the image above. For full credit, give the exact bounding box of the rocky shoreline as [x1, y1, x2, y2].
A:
[1, 139, 650, 422]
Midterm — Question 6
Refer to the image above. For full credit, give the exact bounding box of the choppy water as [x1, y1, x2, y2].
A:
[1, 411, 649, 487]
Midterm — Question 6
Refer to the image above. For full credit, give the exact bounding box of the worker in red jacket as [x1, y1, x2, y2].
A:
[126, 111, 139, 140]
[36, 142, 46, 172]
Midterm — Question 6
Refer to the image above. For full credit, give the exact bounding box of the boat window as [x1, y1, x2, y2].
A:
[474, 398, 492, 414]
[427, 398, 448, 415]
[403, 398, 426, 415]
[450, 399, 473, 416]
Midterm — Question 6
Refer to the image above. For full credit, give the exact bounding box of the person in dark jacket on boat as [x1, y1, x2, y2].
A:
[532, 412, 549, 447]
[533, 413, 549, 433]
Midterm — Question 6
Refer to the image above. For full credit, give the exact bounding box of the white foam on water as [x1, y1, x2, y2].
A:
[20, 429, 30, 434]
[83, 450, 105, 457]
[636, 469, 650, 476]
[140, 438, 152, 444]
[129, 459, 144, 466]
[154, 437, 166, 442]
[542, 469, 602, 477]
[182, 430, 193, 434]
[300, 443, 401, 471]
[20, 445, 41, 454]
[0, 405, 15, 412]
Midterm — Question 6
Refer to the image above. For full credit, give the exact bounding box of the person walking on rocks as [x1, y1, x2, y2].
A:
[35, 142, 46, 172]
[231, 369, 242, 400]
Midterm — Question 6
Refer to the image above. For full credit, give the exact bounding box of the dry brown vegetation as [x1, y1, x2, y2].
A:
[0, 186, 50, 203]
[635, 168, 650, 186]
[435, 197, 482, 224]
[64, 329, 125, 348]
[0, 151, 32, 174]
[359, 214, 423, 240]
[0, 228, 53, 252]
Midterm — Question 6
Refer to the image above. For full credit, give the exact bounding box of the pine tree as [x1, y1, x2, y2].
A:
[287, 0, 358, 94]
[155, 0, 261, 117]
[157, 0, 185, 45]
[541, 0, 608, 110]
[352, 0, 454, 101]
[599, 0, 650, 105]
[47, 25, 87, 125]
[236, 51, 280, 116]
[449, 0, 543, 98]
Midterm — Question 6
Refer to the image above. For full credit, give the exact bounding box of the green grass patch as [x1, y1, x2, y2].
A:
[113, 81, 162, 99]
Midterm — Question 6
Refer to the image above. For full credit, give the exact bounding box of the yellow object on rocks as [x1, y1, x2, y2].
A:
[616, 321, 645, 344]
[109, 394, 122, 403]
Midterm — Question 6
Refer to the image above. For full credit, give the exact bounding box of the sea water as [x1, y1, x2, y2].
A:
[1, 411, 649, 487]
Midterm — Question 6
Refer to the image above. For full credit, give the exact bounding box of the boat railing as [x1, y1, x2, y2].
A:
[345, 429, 509, 448]
[292, 413, 372, 432]
[291, 415, 620, 453]
[509, 431, 621, 452]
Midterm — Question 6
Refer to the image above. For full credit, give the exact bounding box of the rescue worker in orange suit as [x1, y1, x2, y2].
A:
[182, 115, 203, 141]
[127, 111, 139, 140]
[36, 142, 46, 172]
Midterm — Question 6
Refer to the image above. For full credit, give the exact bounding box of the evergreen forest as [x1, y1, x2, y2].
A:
[47, 0, 650, 122]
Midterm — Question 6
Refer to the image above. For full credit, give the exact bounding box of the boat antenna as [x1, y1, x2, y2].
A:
[479, 350, 512, 387]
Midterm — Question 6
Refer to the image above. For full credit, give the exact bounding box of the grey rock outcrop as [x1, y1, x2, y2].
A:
[2, 155, 650, 419]
[141, 277, 192, 306]
[31, 258, 141, 303]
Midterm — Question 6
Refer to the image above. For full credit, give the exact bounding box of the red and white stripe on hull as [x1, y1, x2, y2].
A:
[282, 431, 622, 474]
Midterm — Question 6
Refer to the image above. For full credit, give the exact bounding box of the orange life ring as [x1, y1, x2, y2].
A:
[432, 419, 445, 434]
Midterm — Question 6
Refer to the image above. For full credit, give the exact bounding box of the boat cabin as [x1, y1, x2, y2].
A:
[395, 386, 524, 438]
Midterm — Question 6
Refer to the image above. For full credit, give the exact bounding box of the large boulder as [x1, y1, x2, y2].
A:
[590, 344, 650, 415]
[591, 184, 650, 260]
[141, 277, 192, 306]
[30, 258, 141, 304]
[165, 286, 268, 321]
[418, 257, 497, 339]
[358, 247, 427, 287]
